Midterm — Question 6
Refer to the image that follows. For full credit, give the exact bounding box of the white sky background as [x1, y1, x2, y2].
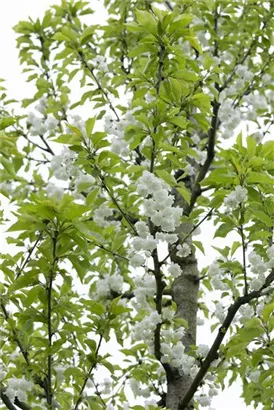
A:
[0, 1, 261, 409]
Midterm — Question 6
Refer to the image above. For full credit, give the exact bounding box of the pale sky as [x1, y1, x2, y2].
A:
[0, 1, 257, 409]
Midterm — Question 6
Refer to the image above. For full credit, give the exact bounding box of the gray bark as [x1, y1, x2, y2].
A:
[166, 191, 199, 410]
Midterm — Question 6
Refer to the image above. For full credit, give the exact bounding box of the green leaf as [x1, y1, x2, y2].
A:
[135, 9, 157, 35]
[193, 240, 205, 255]
[169, 116, 188, 128]
[246, 136, 256, 158]
[214, 223, 233, 238]
[247, 172, 273, 184]
[252, 210, 273, 227]
[24, 285, 41, 307]
[0, 117, 16, 130]
[0, 156, 16, 177]
[86, 117, 96, 136]
[231, 241, 241, 256]
[261, 303, 274, 323]
[80, 25, 95, 44]
[155, 169, 177, 186]
[176, 186, 191, 204]
[69, 255, 88, 282]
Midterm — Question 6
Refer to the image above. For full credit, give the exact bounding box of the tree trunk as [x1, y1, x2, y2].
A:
[166, 190, 199, 410]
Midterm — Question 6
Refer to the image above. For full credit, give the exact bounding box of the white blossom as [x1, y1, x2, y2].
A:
[224, 185, 248, 209]
[4, 377, 33, 404]
[46, 183, 64, 201]
[176, 243, 191, 258]
[45, 116, 59, 131]
[135, 221, 150, 238]
[236, 64, 253, 82]
[249, 370, 261, 383]
[266, 245, 274, 268]
[93, 55, 108, 71]
[35, 96, 47, 114]
[156, 232, 178, 244]
[162, 307, 175, 321]
[196, 344, 209, 358]
[168, 262, 182, 278]
[249, 275, 265, 291]
[196, 394, 212, 407]
[93, 203, 113, 228]
[239, 305, 254, 323]
[101, 377, 112, 394]
[74, 173, 95, 192]
[185, 163, 196, 176]
[130, 254, 145, 268]
[214, 302, 225, 322]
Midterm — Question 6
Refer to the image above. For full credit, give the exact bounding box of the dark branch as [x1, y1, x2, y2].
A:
[0, 387, 18, 410]
[178, 269, 274, 409]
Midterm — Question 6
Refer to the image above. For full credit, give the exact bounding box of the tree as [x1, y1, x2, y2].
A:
[0, 0, 274, 409]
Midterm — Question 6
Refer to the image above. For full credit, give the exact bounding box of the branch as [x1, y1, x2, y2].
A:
[100, 178, 137, 235]
[0, 386, 18, 410]
[184, 101, 219, 216]
[39, 134, 55, 156]
[178, 270, 274, 410]
[95, 243, 129, 261]
[160, 208, 214, 265]
[239, 222, 248, 295]
[21, 132, 52, 154]
[219, 6, 274, 93]
[16, 233, 43, 278]
[46, 232, 58, 407]
[74, 334, 104, 410]
[14, 397, 32, 410]
[0, 385, 32, 410]
[1, 302, 30, 366]
[164, 1, 173, 11]
[79, 52, 120, 122]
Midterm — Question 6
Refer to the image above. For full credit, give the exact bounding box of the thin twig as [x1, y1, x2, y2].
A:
[95, 243, 129, 261]
[16, 233, 43, 279]
[39, 134, 55, 156]
[1, 303, 30, 365]
[100, 178, 137, 235]
[160, 208, 214, 265]
[74, 334, 104, 410]
[239, 223, 248, 295]
[164, 1, 173, 11]
[79, 53, 120, 122]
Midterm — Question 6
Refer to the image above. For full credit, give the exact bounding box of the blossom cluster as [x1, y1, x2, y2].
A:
[132, 310, 161, 343]
[3, 377, 33, 403]
[128, 172, 189, 269]
[105, 107, 140, 156]
[95, 272, 124, 299]
[48, 146, 95, 199]
[137, 171, 183, 232]
[161, 340, 197, 377]
[247, 246, 274, 291]
[218, 98, 241, 140]
[224, 185, 248, 210]
[207, 261, 229, 291]
[93, 202, 120, 231]
[27, 97, 59, 136]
